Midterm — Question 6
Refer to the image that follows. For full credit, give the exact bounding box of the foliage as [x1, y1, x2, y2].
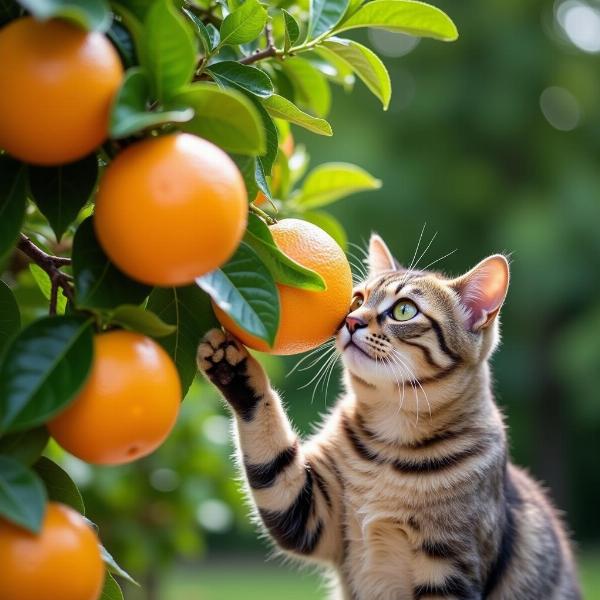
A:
[0, 0, 457, 596]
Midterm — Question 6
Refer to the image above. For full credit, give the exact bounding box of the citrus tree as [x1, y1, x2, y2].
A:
[0, 0, 456, 597]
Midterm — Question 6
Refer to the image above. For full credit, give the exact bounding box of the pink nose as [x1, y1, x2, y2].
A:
[346, 316, 367, 334]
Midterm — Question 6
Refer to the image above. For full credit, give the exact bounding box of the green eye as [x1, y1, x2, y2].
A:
[392, 300, 418, 321]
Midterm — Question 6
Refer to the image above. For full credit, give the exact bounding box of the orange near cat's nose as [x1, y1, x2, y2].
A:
[346, 316, 367, 334]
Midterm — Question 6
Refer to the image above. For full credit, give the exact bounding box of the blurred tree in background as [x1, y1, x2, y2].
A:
[15, 0, 600, 595]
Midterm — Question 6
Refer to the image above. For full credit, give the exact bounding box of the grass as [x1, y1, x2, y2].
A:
[127, 551, 600, 600]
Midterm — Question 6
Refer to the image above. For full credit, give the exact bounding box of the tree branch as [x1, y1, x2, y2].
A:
[18, 234, 74, 306]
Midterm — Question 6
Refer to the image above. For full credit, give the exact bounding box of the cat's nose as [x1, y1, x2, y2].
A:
[346, 315, 367, 334]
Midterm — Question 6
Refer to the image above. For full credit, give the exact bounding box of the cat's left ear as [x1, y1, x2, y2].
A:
[451, 254, 510, 331]
[368, 234, 399, 274]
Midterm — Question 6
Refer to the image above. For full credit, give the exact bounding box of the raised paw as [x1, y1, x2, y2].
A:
[197, 329, 249, 386]
[197, 329, 267, 421]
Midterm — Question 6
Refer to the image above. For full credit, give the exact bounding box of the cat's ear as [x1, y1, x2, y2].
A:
[368, 234, 398, 274]
[451, 254, 510, 331]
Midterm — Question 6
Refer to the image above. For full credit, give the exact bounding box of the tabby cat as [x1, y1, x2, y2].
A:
[197, 234, 581, 600]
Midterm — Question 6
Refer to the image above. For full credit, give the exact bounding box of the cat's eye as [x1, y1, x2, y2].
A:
[349, 294, 364, 312]
[391, 300, 418, 321]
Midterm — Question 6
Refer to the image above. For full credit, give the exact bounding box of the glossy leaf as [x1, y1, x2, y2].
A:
[282, 9, 300, 51]
[295, 162, 381, 208]
[0, 427, 49, 466]
[302, 209, 348, 251]
[0, 280, 20, 357]
[230, 154, 258, 200]
[141, 0, 197, 101]
[0, 315, 94, 433]
[282, 57, 332, 118]
[110, 67, 194, 139]
[197, 242, 279, 346]
[109, 305, 177, 338]
[147, 286, 219, 396]
[72, 218, 151, 310]
[100, 574, 124, 600]
[334, 0, 458, 41]
[244, 214, 326, 291]
[312, 46, 356, 89]
[252, 98, 279, 176]
[0, 156, 27, 265]
[100, 543, 139, 585]
[29, 264, 68, 315]
[182, 7, 211, 54]
[28, 154, 98, 241]
[206, 23, 220, 49]
[323, 37, 391, 109]
[262, 94, 332, 136]
[174, 84, 265, 155]
[0, 456, 46, 532]
[107, 19, 137, 68]
[18, 0, 112, 32]
[33, 456, 85, 514]
[207, 61, 274, 98]
[219, 0, 267, 46]
[309, 0, 349, 39]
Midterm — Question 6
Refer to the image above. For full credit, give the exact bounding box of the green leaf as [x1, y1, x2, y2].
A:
[230, 154, 258, 200]
[174, 84, 265, 155]
[100, 574, 124, 600]
[182, 7, 212, 55]
[33, 456, 85, 514]
[106, 20, 137, 68]
[295, 162, 381, 208]
[262, 94, 332, 136]
[282, 9, 300, 52]
[0, 427, 49, 466]
[110, 67, 194, 139]
[244, 214, 326, 291]
[0, 156, 27, 265]
[147, 286, 219, 396]
[334, 0, 458, 41]
[109, 305, 177, 338]
[206, 23, 220, 49]
[29, 264, 68, 315]
[197, 242, 279, 346]
[0, 315, 94, 433]
[17, 0, 111, 31]
[309, 0, 349, 39]
[323, 37, 391, 109]
[207, 62, 274, 99]
[72, 218, 151, 311]
[219, 0, 267, 46]
[101, 544, 139, 585]
[282, 57, 332, 118]
[0, 456, 46, 532]
[312, 47, 355, 89]
[28, 154, 98, 242]
[111, 0, 147, 21]
[141, 0, 197, 101]
[301, 209, 348, 251]
[252, 98, 279, 176]
[0, 280, 20, 357]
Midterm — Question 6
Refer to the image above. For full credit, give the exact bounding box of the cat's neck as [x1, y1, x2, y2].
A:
[342, 362, 500, 447]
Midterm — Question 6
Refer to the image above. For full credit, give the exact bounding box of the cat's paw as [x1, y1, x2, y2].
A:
[197, 329, 249, 387]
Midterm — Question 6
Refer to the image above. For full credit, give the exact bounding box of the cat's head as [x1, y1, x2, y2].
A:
[337, 234, 510, 389]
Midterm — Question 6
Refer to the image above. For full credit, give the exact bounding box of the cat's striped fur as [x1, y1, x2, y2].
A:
[197, 234, 581, 600]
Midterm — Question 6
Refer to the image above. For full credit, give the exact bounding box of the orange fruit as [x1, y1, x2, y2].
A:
[95, 133, 247, 286]
[48, 331, 181, 465]
[281, 132, 295, 158]
[0, 17, 123, 165]
[214, 218, 352, 354]
[0, 502, 105, 600]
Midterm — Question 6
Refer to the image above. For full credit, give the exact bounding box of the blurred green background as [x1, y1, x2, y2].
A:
[38, 0, 600, 596]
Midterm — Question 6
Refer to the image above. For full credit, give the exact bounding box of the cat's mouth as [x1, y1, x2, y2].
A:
[343, 340, 374, 361]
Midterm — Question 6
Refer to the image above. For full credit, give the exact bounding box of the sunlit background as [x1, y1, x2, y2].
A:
[18, 0, 600, 597]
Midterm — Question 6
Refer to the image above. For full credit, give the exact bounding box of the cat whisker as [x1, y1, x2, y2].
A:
[399, 222, 427, 287]
[421, 248, 458, 272]
[389, 349, 432, 422]
[412, 231, 438, 273]
[286, 340, 335, 377]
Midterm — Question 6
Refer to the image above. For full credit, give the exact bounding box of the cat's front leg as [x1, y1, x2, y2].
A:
[198, 329, 342, 564]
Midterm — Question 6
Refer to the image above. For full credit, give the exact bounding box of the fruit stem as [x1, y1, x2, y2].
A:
[17, 233, 74, 309]
[249, 204, 277, 225]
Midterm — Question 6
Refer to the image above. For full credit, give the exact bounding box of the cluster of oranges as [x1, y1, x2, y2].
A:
[0, 14, 352, 600]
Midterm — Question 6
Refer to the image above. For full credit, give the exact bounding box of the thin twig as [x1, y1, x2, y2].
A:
[18, 233, 74, 306]
[249, 203, 277, 225]
[239, 45, 279, 65]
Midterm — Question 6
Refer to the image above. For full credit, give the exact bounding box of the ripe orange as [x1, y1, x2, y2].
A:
[48, 331, 181, 465]
[0, 17, 123, 165]
[95, 133, 247, 286]
[0, 502, 104, 600]
[214, 218, 352, 354]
